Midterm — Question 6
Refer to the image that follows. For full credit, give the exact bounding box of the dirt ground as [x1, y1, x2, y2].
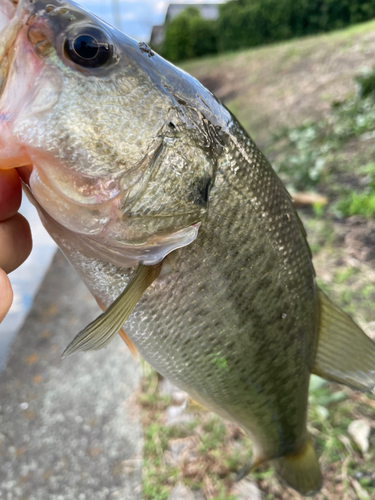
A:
[183, 20, 375, 150]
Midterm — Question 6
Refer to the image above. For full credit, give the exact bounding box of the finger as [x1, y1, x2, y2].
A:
[0, 213, 32, 273]
[16, 166, 32, 185]
[0, 268, 13, 323]
[0, 169, 22, 221]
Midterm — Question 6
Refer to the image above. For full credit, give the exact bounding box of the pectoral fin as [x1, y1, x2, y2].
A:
[95, 298, 139, 360]
[312, 290, 375, 392]
[62, 262, 162, 357]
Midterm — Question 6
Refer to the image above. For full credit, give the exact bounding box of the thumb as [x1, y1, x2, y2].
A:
[0, 268, 13, 323]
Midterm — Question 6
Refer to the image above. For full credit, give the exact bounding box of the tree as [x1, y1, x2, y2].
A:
[161, 7, 218, 62]
[161, 0, 375, 62]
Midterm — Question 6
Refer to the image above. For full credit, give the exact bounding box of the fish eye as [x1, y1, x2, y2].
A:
[64, 27, 113, 68]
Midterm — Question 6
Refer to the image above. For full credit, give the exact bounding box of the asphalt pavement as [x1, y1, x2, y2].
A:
[0, 251, 142, 500]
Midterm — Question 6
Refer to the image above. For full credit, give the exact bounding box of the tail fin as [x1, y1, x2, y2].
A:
[272, 439, 322, 497]
[312, 290, 375, 391]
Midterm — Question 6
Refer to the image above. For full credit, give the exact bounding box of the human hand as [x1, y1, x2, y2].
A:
[0, 169, 32, 322]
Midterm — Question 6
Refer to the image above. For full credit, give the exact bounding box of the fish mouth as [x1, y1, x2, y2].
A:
[0, 7, 22, 97]
[0, 0, 204, 267]
[0, 0, 53, 100]
[0, 4, 28, 168]
[0, 0, 58, 171]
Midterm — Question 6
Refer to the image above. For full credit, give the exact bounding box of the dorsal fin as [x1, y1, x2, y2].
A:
[312, 290, 375, 392]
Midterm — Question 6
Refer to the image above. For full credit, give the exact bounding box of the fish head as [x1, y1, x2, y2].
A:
[0, 0, 228, 266]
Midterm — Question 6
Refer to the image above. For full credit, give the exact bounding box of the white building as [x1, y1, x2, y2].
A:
[150, 3, 221, 48]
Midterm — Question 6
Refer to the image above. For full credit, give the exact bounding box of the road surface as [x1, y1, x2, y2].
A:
[0, 251, 142, 500]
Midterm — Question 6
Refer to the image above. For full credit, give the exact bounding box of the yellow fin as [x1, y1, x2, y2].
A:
[312, 290, 375, 392]
[186, 396, 209, 413]
[118, 328, 139, 360]
[62, 263, 162, 357]
[272, 439, 322, 497]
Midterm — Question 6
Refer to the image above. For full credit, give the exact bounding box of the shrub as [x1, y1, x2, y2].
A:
[161, 7, 218, 62]
[159, 0, 375, 62]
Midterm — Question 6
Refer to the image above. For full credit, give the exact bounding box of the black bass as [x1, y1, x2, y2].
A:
[1, 0, 375, 495]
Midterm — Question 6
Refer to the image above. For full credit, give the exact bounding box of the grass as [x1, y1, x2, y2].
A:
[140, 19, 375, 500]
[263, 69, 375, 216]
[181, 17, 375, 75]
[139, 362, 252, 500]
[139, 363, 375, 499]
[336, 191, 375, 218]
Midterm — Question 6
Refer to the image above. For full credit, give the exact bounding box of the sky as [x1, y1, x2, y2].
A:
[78, 0, 222, 42]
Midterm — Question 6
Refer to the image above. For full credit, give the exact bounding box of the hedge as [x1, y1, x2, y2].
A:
[157, 0, 375, 61]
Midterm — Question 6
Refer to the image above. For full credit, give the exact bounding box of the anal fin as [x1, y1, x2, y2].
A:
[312, 290, 375, 392]
[235, 455, 265, 483]
[186, 396, 209, 413]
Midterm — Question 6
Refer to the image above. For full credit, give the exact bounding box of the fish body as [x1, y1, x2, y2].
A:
[1, 0, 375, 495]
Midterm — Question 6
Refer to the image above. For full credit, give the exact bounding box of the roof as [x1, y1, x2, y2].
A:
[149, 3, 222, 48]
[165, 3, 220, 23]
[150, 25, 165, 47]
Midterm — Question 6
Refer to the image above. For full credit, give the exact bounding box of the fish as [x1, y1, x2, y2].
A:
[1, 0, 375, 495]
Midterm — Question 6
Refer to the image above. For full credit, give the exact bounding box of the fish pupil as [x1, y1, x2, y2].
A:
[73, 35, 99, 60]
[64, 28, 113, 68]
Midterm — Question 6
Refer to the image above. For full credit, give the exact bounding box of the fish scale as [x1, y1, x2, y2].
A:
[122, 144, 315, 461]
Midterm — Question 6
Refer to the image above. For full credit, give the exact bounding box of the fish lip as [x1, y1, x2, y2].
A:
[0, 1, 36, 101]
[0, 15, 23, 96]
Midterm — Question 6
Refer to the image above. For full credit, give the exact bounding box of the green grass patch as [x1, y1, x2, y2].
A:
[267, 71, 375, 198]
[335, 190, 375, 218]
[140, 359, 375, 499]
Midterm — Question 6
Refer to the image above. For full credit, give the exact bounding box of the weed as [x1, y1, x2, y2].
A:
[267, 66, 375, 206]
[356, 67, 375, 98]
[334, 267, 355, 283]
[335, 190, 375, 218]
